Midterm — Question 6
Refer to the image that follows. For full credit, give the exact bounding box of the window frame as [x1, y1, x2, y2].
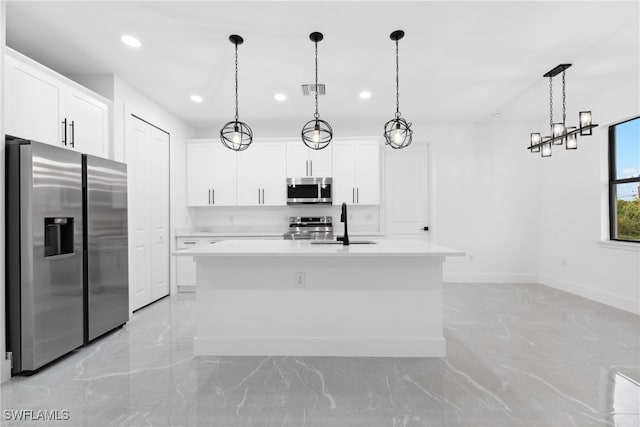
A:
[608, 116, 640, 243]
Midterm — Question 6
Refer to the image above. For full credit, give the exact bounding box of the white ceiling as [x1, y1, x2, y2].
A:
[5, 1, 639, 134]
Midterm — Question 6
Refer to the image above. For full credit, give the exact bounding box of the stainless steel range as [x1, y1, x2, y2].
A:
[283, 216, 334, 240]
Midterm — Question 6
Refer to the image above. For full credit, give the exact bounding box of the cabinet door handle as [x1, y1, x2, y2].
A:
[209, 189, 211, 204]
[261, 188, 265, 204]
[62, 119, 67, 146]
[70, 120, 75, 148]
[306, 160, 309, 176]
[184, 241, 196, 245]
[212, 188, 215, 205]
[258, 188, 261, 204]
[310, 160, 313, 176]
[352, 188, 355, 204]
[357, 187, 359, 203]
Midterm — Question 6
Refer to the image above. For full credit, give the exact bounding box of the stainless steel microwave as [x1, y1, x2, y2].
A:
[286, 177, 332, 205]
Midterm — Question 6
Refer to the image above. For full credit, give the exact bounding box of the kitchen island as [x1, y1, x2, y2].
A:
[174, 239, 464, 357]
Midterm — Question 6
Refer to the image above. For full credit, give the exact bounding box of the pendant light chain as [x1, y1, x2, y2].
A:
[562, 70, 566, 125]
[234, 42, 239, 122]
[395, 39, 401, 118]
[314, 41, 319, 120]
[549, 76, 553, 128]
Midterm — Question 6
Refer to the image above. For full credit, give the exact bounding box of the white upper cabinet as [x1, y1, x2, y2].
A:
[186, 141, 214, 206]
[286, 141, 332, 177]
[186, 140, 237, 206]
[5, 49, 111, 158]
[237, 142, 286, 206]
[332, 139, 380, 205]
[5, 55, 62, 145]
[64, 87, 109, 158]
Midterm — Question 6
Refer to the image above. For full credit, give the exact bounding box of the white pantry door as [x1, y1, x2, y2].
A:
[130, 115, 170, 310]
[150, 127, 170, 301]
[384, 142, 430, 240]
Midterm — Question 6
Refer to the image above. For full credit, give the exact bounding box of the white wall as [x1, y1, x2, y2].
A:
[112, 77, 194, 306]
[414, 122, 541, 283]
[0, 0, 11, 384]
[537, 78, 640, 314]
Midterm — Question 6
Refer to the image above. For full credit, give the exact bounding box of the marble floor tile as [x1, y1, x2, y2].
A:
[1, 285, 638, 427]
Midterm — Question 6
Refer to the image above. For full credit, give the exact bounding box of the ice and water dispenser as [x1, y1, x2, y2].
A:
[44, 217, 74, 257]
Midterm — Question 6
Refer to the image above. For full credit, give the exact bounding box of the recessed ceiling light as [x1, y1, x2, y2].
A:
[121, 34, 141, 48]
[190, 94, 203, 103]
[274, 93, 286, 101]
[359, 91, 372, 99]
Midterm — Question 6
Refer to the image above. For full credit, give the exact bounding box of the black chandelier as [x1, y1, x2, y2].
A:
[220, 34, 253, 151]
[528, 64, 598, 157]
[301, 32, 332, 150]
[384, 30, 413, 149]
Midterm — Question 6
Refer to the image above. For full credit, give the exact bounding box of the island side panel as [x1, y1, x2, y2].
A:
[194, 255, 446, 357]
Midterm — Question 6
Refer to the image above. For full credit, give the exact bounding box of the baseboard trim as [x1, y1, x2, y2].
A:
[539, 275, 639, 315]
[443, 273, 538, 283]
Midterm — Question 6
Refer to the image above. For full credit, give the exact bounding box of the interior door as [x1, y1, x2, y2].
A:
[130, 117, 152, 309]
[384, 142, 430, 239]
[150, 127, 170, 301]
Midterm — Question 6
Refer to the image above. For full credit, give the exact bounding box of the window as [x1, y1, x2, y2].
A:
[609, 117, 640, 242]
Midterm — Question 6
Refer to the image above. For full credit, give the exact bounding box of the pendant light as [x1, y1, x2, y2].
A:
[528, 64, 598, 157]
[384, 30, 413, 149]
[220, 34, 253, 151]
[301, 32, 332, 150]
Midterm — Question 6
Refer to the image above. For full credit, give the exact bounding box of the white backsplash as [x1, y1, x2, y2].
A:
[188, 205, 381, 235]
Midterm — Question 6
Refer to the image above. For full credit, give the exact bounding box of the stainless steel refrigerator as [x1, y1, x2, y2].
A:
[6, 138, 129, 375]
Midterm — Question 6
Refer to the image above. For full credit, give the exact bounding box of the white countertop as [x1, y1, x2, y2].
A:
[175, 229, 385, 238]
[174, 239, 464, 258]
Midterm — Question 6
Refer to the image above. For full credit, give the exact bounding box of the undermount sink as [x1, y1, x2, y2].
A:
[310, 240, 378, 245]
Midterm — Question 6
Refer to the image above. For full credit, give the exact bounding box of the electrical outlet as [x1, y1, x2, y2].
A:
[294, 272, 306, 288]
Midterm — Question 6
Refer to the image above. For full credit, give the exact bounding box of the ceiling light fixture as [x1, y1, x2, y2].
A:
[121, 34, 141, 48]
[384, 30, 413, 150]
[190, 94, 203, 103]
[359, 91, 372, 99]
[301, 32, 332, 151]
[528, 64, 598, 157]
[274, 93, 286, 102]
[220, 34, 253, 151]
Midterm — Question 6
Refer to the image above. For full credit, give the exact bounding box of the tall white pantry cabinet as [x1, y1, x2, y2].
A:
[4, 48, 110, 159]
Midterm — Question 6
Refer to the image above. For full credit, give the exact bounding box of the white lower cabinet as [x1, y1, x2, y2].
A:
[176, 236, 281, 291]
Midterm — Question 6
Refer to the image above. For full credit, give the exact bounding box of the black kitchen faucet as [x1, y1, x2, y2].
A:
[337, 202, 350, 246]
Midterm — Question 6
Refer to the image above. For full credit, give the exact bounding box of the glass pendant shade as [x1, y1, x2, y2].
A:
[384, 117, 413, 149]
[220, 34, 253, 151]
[302, 119, 332, 150]
[566, 127, 578, 150]
[541, 140, 552, 157]
[579, 111, 592, 135]
[530, 133, 541, 152]
[552, 123, 565, 144]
